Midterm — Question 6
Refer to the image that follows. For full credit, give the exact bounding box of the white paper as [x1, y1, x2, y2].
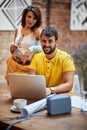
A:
[21, 98, 47, 116]
[71, 96, 81, 108]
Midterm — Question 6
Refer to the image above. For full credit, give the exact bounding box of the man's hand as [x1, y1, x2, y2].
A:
[46, 88, 51, 96]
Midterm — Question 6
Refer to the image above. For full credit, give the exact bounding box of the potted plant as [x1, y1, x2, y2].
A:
[72, 43, 87, 98]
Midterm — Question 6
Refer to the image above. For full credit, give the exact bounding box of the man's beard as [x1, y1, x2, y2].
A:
[42, 45, 56, 54]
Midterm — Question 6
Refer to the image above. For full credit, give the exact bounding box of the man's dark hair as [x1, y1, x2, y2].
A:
[40, 26, 58, 40]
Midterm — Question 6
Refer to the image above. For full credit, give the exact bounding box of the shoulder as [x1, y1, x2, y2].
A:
[14, 26, 22, 41]
[57, 49, 71, 57]
[57, 49, 73, 61]
[57, 49, 75, 70]
[33, 28, 42, 40]
[15, 26, 22, 35]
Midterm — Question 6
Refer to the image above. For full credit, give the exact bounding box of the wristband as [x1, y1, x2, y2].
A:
[50, 87, 55, 94]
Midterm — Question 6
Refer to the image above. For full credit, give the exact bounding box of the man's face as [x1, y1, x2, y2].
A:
[40, 35, 58, 54]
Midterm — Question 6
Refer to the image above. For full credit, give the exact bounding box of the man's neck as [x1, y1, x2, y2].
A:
[46, 49, 57, 60]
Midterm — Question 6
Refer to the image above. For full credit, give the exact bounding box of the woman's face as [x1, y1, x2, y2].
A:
[25, 11, 37, 28]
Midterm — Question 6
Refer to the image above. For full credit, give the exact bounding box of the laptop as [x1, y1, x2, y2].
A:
[8, 73, 46, 100]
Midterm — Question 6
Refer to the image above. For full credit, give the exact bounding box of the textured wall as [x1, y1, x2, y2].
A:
[33, 0, 87, 52]
[0, 0, 87, 78]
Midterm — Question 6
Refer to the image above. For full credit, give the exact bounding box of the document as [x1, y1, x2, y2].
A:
[21, 98, 47, 116]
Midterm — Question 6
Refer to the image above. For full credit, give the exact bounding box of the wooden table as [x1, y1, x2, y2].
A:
[0, 85, 87, 130]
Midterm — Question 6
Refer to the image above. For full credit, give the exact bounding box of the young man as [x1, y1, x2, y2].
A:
[29, 26, 75, 95]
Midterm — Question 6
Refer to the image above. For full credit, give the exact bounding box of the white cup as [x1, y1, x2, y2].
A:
[13, 99, 27, 110]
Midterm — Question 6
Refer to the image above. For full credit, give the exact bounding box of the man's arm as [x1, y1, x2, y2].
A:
[46, 71, 75, 95]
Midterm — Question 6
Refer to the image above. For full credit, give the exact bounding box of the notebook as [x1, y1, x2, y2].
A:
[8, 73, 46, 100]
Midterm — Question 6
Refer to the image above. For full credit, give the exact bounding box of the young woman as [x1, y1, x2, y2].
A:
[5, 5, 42, 83]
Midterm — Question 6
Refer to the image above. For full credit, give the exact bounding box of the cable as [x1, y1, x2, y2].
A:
[6, 108, 46, 130]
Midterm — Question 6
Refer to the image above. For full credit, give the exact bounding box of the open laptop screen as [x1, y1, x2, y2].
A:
[8, 73, 46, 100]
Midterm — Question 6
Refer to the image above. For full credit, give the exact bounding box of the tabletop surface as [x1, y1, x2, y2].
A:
[0, 85, 87, 130]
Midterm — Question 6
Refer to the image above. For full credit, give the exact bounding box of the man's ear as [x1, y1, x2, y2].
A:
[56, 39, 59, 45]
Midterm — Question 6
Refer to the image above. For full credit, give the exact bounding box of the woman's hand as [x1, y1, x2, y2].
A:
[21, 49, 30, 63]
[10, 44, 18, 53]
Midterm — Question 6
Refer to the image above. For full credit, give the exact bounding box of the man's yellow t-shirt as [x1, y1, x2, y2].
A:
[29, 49, 75, 87]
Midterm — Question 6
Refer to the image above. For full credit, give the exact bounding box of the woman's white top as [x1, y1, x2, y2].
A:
[14, 27, 42, 60]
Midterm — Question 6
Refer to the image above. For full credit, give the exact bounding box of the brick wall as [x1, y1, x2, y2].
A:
[0, 0, 87, 77]
[0, 31, 14, 75]
[32, 0, 87, 53]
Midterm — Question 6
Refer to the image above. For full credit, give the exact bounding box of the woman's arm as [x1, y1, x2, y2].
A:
[10, 29, 18, 54]
[14, 28, 18, 42]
